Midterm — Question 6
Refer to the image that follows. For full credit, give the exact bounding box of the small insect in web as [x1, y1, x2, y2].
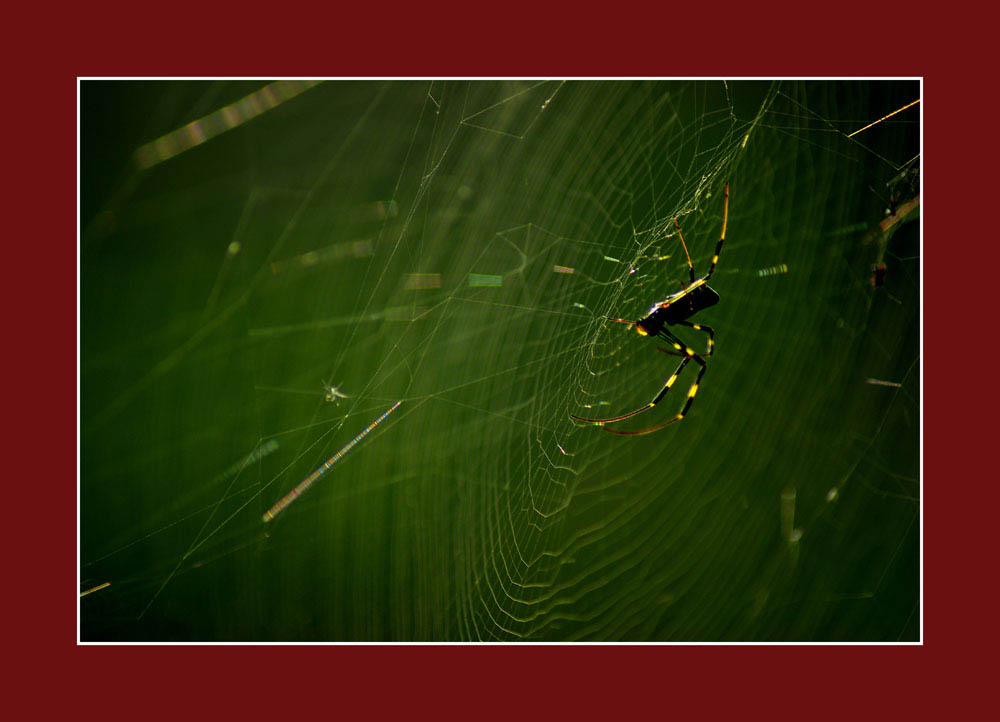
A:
[324, 382, 350, 403]
[572, 183, 729, 436]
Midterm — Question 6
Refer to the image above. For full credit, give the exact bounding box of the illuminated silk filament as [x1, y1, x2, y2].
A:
[262, 401, 402, 523]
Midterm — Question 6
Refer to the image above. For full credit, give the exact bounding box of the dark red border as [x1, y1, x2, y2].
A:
[12, 0, 982, 715]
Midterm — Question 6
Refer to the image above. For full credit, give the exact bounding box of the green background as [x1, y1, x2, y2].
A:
[81, 80, 919, 641]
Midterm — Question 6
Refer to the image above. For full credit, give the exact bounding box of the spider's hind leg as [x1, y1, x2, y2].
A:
[677, 320, 714, 356]
[657, 327, 708, 422]
[602, 330, 707, 436]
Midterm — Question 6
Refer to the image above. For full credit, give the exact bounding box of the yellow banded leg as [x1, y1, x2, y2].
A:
[676, 320, 715, 357]
[703, 183, 729, 281]
[674, 354, 708, 421]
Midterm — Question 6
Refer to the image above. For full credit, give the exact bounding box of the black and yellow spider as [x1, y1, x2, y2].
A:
[572, 183, 729, 436]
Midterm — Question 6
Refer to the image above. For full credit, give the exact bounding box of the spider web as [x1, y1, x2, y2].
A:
[80, 79, 920, 641]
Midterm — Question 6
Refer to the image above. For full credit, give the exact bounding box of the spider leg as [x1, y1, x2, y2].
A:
[604, 351, 707, 435]
[601, 415, 683, 436]
[673, 217, 696, 285]
[593, 327, 706, 435]
[572, 327, 706, 433]
[578, 184, 727, 436]
[657, 321, 714, 357]
[571, 355, 692, 426]
[702, 183, 728, 281]
[658, 347, 709, 358]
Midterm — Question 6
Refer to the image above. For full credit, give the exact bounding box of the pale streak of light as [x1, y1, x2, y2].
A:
[370, 199, 399, 220]
[403, 273, 442, 290]
[781, 487, 801, 543]
[866, 378, 903, 388]
[553, 265, 575, 274]
[80, 582, 111, 598]
[262, 401, 402, 522]
[827, 222, 870, 237]
[460, 80, 549, 124]
[269, 238, 374, 275]
[247, 305, 422, 337]
[846, 99, 920, 138]
[135, 80, 323, 169]
[468, 273, 503, 287]
[211, 439, 279, 484]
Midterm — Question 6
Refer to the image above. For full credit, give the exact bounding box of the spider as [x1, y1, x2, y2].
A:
[572, 183, 729, 436]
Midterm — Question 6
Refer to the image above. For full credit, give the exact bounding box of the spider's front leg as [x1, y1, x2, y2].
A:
[702, 183, 729, 282]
